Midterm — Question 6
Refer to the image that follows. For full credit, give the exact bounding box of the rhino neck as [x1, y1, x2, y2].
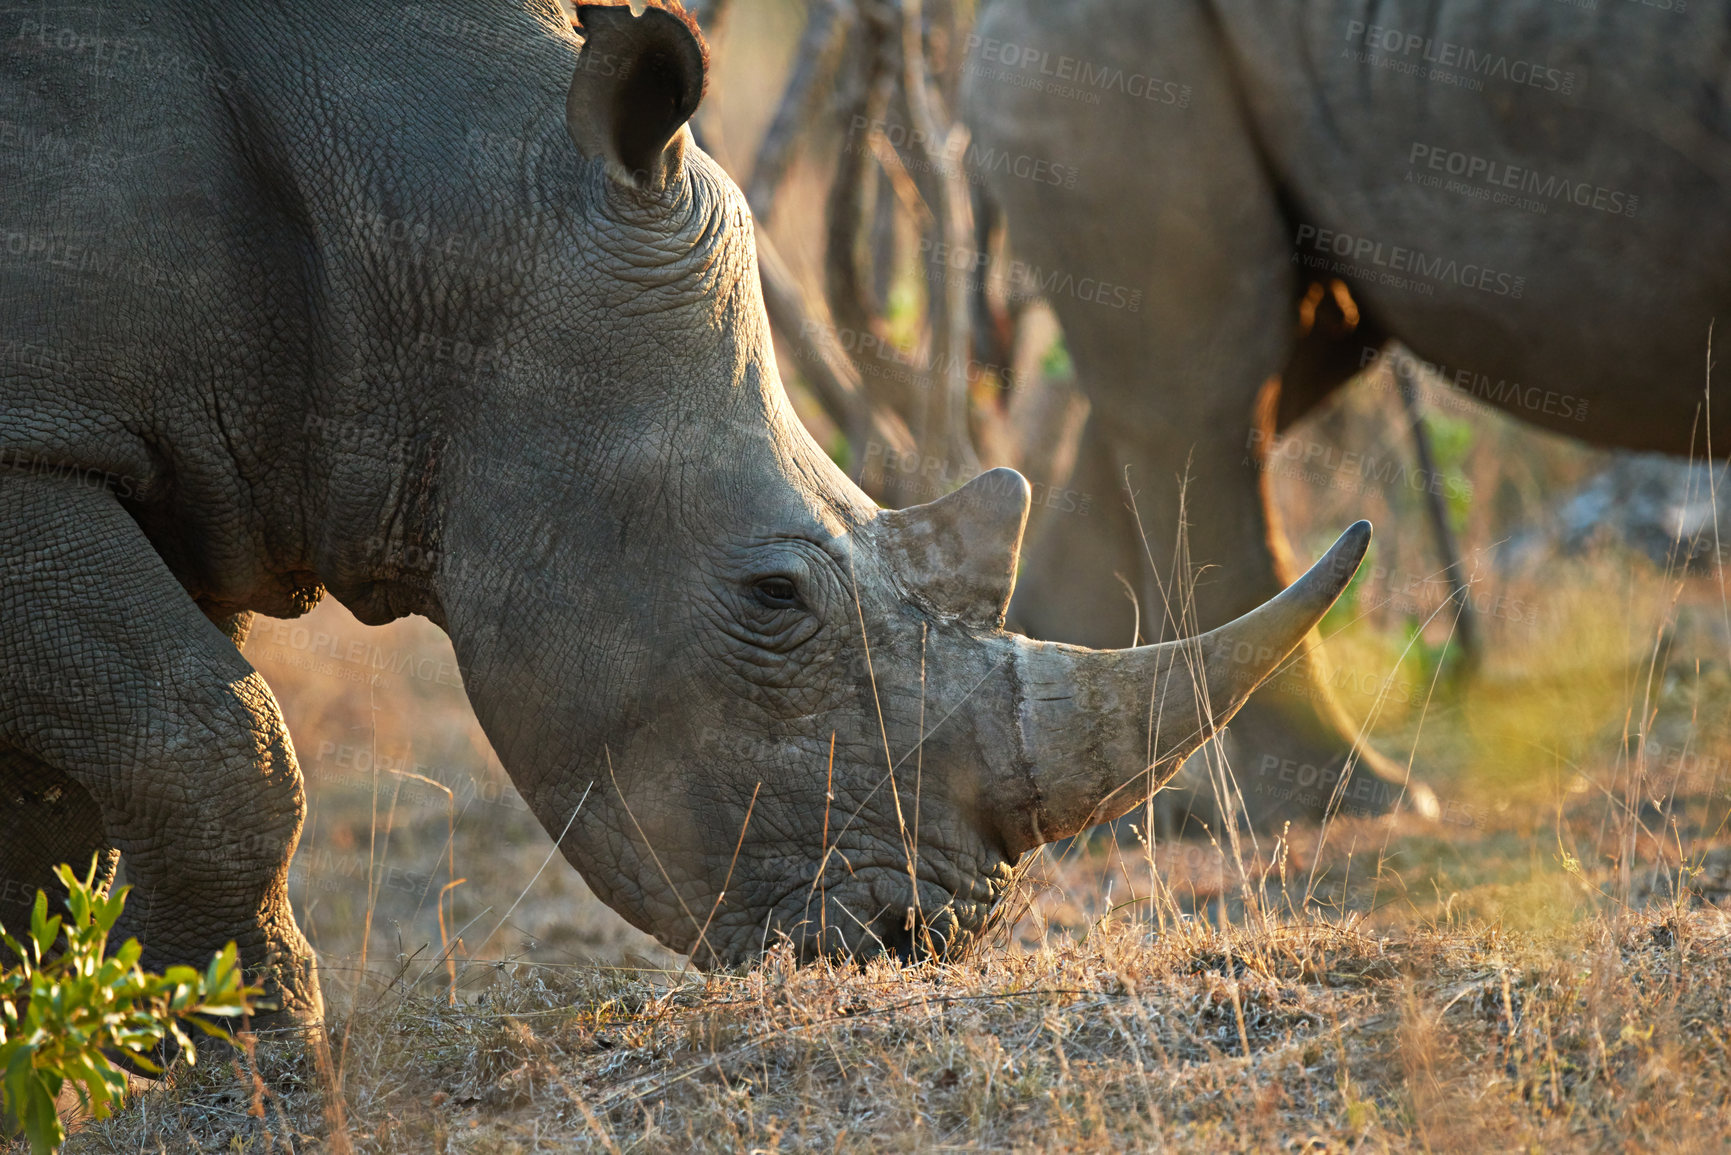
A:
[213, 0, 589, 625]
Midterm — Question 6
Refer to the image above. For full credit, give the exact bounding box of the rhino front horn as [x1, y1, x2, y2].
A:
[867, 467, 1032, 629]
[997, 521, 1374, 853]
[566, 1, 708, 189]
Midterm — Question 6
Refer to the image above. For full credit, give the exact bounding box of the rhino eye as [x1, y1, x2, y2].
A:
[753, 576, 800, 609]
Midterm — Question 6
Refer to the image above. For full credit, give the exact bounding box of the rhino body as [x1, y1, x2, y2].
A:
[962, 0, 1729, 821]
[0, 0, 1367, 1028]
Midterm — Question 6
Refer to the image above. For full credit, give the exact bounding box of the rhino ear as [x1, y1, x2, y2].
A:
[566, 2, 708, 190]
[871, 468, 1032, 628]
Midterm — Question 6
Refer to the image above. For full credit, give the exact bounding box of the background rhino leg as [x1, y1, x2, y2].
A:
[1014, 382, 1428, 832]
[1008, 416, 1144, 649]
[971, 0, 1428, 831]
[0, 473, 320, 1032]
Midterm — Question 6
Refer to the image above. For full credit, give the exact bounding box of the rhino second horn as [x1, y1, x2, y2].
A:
[870, 467, 1032, 628]
[566, 2, 708, 189]
[999, 520, 1374, 853]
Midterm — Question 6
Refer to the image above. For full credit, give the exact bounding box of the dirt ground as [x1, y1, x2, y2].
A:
[30, 372, 1731, 1153]
[16, 2, 1731, 1149]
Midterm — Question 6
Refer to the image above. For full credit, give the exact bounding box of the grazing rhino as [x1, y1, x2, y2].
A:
[0, 0, 1370, 1030]
[961, 0, 1729, 824]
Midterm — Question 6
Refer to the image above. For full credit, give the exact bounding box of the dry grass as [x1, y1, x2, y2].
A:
[46, 623, 1731, 1152]
[25, 719, 1731, 1153]
[51, 843, 1731, 1152]
[30, 326, 1731, 1155]
[11, 6, 1727, 1150]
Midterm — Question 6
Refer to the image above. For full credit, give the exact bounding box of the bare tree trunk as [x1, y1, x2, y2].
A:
[745, 0, 853, 228]
[898, 0, 978, 479]
[826, 5, 897, 344]
[756, 230, 915, 494]
[1395, 351, 1481, 674]
[693, 0, 1002, 503]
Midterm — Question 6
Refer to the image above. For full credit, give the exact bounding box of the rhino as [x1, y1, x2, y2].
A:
[961, 0, 1729, 823]
[0, 0, 1371, 1029]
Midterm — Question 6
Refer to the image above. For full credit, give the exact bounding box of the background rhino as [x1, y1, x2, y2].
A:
[0, 0, 1368, 1029]
[961, 0, 1730, 825]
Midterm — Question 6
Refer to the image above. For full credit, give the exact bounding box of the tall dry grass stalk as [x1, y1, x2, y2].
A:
[40, 353, 1731, 1154]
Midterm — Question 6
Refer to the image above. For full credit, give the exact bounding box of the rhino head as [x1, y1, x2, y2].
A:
[393, 2, 1370, 965]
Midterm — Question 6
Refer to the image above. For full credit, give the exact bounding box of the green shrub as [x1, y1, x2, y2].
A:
[0, 858, 263, 1154]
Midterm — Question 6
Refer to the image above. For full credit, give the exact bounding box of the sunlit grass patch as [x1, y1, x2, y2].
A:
[54, 897, 1731, 1153]
[42, 352, 1731, 1153]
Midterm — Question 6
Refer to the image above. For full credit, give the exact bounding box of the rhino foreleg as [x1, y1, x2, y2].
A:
[0, 473, 321, 1035]
[0, 749, 117, 937]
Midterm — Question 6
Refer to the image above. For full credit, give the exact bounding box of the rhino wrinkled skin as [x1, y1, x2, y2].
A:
[0, 0, 1370, 1030]
[961, 0, 1731, 825]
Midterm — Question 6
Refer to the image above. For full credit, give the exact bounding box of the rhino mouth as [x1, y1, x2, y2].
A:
[862, 908, 939, 964]
[741, 856, 1010, 966]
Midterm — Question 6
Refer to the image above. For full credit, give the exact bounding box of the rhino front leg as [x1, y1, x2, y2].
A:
[0, 472, 320, 1032]
[0, 749, 118, 938]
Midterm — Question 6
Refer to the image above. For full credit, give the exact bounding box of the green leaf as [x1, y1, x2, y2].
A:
[0, 866, 263, 1143]
[27, 894, 58, 962]
[94, 887, 130, 935]
[23, 1075, 64, 1155]
[186, 1014, 236, 1039]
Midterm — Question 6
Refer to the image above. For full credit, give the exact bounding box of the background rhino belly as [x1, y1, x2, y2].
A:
[1218, 0, 1731, 455]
